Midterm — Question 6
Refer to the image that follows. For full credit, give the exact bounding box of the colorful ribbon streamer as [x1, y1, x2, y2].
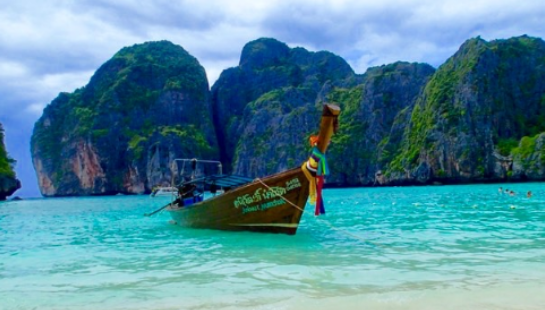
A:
[311, 147, 329, 176]
[315, 175, 325, 215]
[303, 147, 329, 216]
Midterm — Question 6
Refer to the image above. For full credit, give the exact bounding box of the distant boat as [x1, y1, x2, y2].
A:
[150, 186, 178, 197]
[147, 104, 340, 235]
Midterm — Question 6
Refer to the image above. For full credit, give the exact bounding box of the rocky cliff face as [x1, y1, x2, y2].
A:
[212, 38, 357, 176]
[382, 35, 545, 184]
[0, 123, 20, 200]
[223, 35, 545, 186]
[32, 41, 216, 196]
[325, 62, 436, 185]
[31, 36, 545, 196]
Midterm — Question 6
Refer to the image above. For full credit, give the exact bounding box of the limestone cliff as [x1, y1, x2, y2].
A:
[0, 123, 20, 200]
[382, 35, 545, 184]
[31, 36, 545, 196]
[32, 41, 216, 196]
[212, 38, 357, 176]
[325, 62, 436, 185]
[218, 36, 545, 186]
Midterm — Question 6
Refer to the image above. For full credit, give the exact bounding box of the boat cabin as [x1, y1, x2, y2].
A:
[171, 159, 252, 207]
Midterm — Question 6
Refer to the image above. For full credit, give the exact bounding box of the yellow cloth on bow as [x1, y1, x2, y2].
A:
[301, 162, 316, 204]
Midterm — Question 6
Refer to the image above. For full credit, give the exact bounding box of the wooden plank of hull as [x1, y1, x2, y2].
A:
[167, 167, 310, 235]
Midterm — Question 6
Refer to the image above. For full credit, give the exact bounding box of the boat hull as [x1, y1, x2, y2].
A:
[166, 167, 309, 235]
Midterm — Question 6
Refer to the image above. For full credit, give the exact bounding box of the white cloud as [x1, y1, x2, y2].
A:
[21, 71, 94, 117]
[0, 61, 28, 78]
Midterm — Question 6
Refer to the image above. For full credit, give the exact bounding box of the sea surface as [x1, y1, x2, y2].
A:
[1, 183, 545, 310]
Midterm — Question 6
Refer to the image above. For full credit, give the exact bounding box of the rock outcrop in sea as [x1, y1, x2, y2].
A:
[32, 35, 545, 196]
[31, 41, 216, 196]
[0, 123, 20, 200]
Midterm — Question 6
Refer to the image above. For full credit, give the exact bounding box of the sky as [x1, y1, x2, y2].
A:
[1, 0, 545, 198]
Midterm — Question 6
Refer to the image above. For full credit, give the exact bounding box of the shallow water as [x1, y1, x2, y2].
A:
[1, 183, 544, 310]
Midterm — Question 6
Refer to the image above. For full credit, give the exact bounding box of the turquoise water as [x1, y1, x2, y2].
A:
[1, 183, 545, 310]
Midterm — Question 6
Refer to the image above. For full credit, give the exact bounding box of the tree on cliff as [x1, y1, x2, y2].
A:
[0, 123, 16, 178]
[0, 122, 20, 200]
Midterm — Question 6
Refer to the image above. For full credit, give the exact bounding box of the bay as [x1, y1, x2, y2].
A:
[1, 183, 544, 310]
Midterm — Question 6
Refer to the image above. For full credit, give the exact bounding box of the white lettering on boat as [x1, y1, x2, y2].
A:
[285, 177, 301, 191]
[234, 177, 301, 210]
[242, 199, 285, 214]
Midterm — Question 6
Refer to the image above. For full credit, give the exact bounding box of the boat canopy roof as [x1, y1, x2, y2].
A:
[185, 174, 253, 188]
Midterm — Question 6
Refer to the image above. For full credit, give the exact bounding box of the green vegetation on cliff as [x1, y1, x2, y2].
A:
[512, 134, 545, 170]
[233, 85, 324, 176]
[384, 36, 545, 182]
[215, 37, 356, 177]
[31, 35, 545, 196]
[324, 62, 435, 184]
[0, 123, 19, 200]
[327, 86, 368, 174]
[0, 123, 16, 179]
[32, 41, 216, 195]
[513, 135, 538, 160]
[388, 39, 486, 174]
[127, 125, 214, 160]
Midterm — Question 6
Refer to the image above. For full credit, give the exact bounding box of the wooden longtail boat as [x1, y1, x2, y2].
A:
[162, 104, 340, 235]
